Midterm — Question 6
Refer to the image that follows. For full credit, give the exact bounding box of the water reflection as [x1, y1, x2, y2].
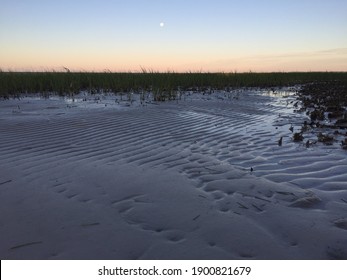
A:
[261, 86, 300, 98]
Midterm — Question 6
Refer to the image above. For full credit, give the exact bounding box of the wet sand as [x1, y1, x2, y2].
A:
[0, 89, 346, 259]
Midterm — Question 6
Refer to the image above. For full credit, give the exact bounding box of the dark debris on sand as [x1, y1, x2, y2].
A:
[296, 81, 347, 149]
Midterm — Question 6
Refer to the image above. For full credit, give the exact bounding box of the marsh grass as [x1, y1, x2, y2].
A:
[1, 71, 347, 99]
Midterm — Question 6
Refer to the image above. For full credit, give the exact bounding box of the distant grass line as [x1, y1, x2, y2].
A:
[1, 71, 347, 97]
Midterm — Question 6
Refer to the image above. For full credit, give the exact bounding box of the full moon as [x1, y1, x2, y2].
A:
[160, 22, 164, 27]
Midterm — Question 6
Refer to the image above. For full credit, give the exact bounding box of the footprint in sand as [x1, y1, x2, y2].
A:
[111, 194, 187, 243]
[333, 218, 347, 230]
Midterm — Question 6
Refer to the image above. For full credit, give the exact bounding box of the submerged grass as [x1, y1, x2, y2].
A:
[1, 71, 347, 98]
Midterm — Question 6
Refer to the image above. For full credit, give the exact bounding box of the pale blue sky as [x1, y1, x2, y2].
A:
[1, 0, 346, 71]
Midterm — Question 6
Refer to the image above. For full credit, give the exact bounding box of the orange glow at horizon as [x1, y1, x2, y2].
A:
[1, 48, 347, 73]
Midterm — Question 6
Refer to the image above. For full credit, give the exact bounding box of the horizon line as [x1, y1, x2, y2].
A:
[1, 69, 347, 74]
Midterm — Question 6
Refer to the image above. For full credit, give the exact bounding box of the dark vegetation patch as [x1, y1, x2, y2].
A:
[1, 71, 346, 100]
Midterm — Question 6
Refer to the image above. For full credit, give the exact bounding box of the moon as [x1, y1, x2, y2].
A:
[159, 22, 164, 28]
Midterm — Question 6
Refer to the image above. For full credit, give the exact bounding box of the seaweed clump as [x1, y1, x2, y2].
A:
[297, 81, 347, 149]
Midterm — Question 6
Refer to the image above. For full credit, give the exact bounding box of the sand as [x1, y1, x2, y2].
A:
[0, 89, 346, 259]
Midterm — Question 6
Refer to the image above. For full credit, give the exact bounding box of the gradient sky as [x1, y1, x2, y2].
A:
[1, 0, 347, 72]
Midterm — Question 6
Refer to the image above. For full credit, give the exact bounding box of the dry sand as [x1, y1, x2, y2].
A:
[0, 89, 346, 259]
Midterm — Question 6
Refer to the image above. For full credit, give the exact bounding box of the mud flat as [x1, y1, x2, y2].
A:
[0, 89, 346, 259]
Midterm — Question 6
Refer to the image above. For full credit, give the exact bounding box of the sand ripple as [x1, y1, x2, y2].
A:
[1, 90, 346, 259]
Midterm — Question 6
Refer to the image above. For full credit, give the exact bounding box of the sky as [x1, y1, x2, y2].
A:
[1, 0, 347, 72]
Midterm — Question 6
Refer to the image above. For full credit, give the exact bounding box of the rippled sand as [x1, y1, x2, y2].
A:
[1, 89, 346, 259]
